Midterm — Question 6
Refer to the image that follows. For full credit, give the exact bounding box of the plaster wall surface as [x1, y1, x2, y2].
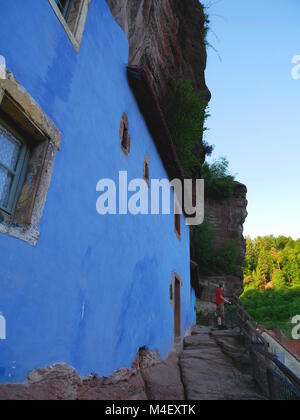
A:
[0, 0, 195, 383]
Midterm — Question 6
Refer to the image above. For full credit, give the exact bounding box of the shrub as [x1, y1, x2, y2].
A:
[202, 157, 236, 199]
[241, 287, 300, 338]
[165, 79, 211, 174]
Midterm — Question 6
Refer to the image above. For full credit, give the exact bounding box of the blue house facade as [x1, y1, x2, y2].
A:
[0, 0, 195, 383]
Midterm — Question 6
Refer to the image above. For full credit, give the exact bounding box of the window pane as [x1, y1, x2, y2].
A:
[0, 124, 21, 172]
[56, 0, 71, 17]
[0, 166, 13, 208]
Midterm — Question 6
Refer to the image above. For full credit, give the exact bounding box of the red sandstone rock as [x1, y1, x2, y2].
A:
[141, 355, 185, 400]
[77, 369, 147, 401]
[205, 182, 248, 267]
[0, 364, 81, 401]
[194, 182, 248, 314]
[106, 0, 211, 107]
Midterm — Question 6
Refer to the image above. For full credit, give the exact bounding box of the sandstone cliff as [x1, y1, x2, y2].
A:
[206, 182, 248, 268]
[193, 183, 248, 315]
[106, 0, 211, 106]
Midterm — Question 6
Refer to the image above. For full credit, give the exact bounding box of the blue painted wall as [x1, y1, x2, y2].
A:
[0, 0, 195, 383]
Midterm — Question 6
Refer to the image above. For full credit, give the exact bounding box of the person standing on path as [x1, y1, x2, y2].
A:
[216, 283, 231, 330]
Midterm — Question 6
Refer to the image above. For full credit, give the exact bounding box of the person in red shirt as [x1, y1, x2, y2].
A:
[216, 282, 231, 330]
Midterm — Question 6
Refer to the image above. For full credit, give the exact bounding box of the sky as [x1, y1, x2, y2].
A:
[203, 0, 300, 239]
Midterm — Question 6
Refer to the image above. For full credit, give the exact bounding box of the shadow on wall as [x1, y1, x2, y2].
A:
[115, 257, 168, 367]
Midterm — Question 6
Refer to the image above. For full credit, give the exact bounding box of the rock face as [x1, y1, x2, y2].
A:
[206, 182, 248, 266]
[193, 182, 248, 314]
[106, 0, 211, 106]
[140, 355, 185, 400]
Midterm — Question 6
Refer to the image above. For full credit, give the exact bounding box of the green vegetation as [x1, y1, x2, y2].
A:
[244, 236, 300, 290]
[242, 236, 300, 336]
[165, 79, 211, 174]
[191, 222, 239, 275]
[165, 79, 235, 201]
[242, 288, 300, 338]
[203, 12, 210, 43]
[190, 159, 237, 275]
[202, 157, 236, 199]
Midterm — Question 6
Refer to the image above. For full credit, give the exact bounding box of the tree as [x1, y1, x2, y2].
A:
[243, 235, 300, 291]
[272, 271, 286, 290]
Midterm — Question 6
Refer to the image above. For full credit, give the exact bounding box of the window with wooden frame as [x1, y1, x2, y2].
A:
[49, 0, 90, 52]
[0, 117, 30, 217]
[0, 72, 61, 246]
[119, 113, 131, 156]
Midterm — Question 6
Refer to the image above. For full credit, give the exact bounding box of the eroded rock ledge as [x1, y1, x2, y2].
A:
[106, 0, 211, 107]
[193, 182, 248, 314]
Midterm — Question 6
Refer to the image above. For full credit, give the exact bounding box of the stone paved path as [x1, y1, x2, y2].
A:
[179, 326, 265, 400]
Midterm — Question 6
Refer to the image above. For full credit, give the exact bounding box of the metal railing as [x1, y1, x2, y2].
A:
[228, 298, 300, 401]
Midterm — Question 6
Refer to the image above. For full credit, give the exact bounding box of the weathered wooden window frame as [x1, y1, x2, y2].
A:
[55, 0, 72, 19]
[49, 0, 91, 52]
[0, 116, 30, 216]
[0, 72, 61, 246]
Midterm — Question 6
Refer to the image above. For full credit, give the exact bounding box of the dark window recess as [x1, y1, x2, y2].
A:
[144, 162, 149, 182]
[56, 0, 71, 18]
[174, 275, 181, 338]
[170, 280, 173, 302]
[119, 113, 130, 155]
[122, 127, 130, 151]
[175, 211, 181, 239]
[143, 154, 149, 186]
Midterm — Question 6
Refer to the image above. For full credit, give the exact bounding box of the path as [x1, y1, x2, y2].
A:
[179, 326, 265, 400]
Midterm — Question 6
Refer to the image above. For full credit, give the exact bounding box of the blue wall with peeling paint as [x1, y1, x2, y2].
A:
[0, 0, 195, 383]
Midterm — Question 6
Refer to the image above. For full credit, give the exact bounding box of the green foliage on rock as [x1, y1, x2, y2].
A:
[191, 222, 239, 275]
[165, 79, 236, 201]
[165, 79, 211, 174]
[203, 12, 210, 42]
[202, 157, 236, 199]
